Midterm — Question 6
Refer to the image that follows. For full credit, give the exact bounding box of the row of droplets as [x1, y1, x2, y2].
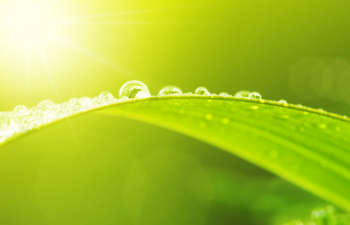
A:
[0, 80, 264, 144]
[121, 80, 263, 100]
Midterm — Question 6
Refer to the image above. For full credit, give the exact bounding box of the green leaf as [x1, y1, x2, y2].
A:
[1, 96, 350, 211]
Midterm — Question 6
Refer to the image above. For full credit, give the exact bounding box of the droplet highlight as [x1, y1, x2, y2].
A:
[234, 90, 251, 98]
[158, 86, 182, 96]
[248, 92, 262, 100]
[219, 92, 231, 97]
[195, 87, 210, 96]
[119, 80, 151, 99]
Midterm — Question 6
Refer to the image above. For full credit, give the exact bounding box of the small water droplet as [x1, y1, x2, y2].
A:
[158, 86, 182, 96]
[93, 91, 116, 106]
[119, 80, 151, 99]
[279, 99, 288, 105]
[78, 97, 93, 110]
[195, 87, 210, 96]
[219, 92, 231, 97]
[14, 105, 29, 114]
[234, 90, 251, 98]
[248, 92, 262, 100]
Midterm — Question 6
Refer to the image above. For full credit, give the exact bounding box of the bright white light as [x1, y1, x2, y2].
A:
[1, 2, 61, 51]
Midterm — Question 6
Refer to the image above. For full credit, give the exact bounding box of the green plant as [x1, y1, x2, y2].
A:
[1, 81, 350, 223]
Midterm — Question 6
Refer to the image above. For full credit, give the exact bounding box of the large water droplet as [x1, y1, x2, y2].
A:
[158, 86, 182, 96]
[195, 87, 210, 96]
[119, 80, 151, 99]
[248, 92, 262, 100]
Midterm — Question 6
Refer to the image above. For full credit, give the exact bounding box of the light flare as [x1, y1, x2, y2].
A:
[1, 1, 62, 51]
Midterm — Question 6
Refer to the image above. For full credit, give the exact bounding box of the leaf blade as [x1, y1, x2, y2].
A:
[1, 96, 350, 210]
[101, 97, 350, 211]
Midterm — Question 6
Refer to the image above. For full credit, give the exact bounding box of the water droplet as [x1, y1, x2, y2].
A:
[205, 114, 213, 120]
[279, 99, 288, 105]
[158, 86, 182, 96]
[14, 105, 29, 114]
[248, 92, 262, 100]
[78, 97, 93, 110]
[219, 92, 231, 97]
[195, 87, 210, 96]
[234, 90, 251, 98]
[93, 91, 116, 106]
[119, 80, 151, 99]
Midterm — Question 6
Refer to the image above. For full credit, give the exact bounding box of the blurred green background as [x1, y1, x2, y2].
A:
[0, 0, 349, 224]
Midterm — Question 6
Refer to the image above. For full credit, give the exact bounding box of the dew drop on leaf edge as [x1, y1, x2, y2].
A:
[195, 86, 210, 96]
[234, 90, 251, 98]
[158, 86, 183, 96]
[119, 80, 151, 99]
[248, 92, 262, 100]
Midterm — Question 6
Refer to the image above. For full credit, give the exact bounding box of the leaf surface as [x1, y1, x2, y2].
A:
[2, 96, 350, 210]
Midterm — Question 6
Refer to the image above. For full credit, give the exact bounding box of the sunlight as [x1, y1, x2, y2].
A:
[1, 1, 61, 51]
[0, 1, 150, 97]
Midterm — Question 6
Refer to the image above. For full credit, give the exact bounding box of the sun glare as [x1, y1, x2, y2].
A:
[0, 0, 139, 96]
[1, 2, 61, 51]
